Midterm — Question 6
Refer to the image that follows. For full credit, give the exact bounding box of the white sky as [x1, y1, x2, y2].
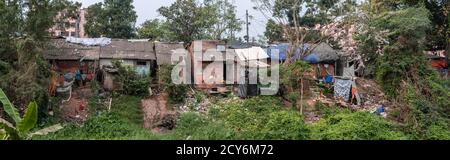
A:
[72, 0, 267, 39]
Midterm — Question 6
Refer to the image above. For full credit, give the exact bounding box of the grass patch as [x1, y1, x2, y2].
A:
[34, 95, 160, 140]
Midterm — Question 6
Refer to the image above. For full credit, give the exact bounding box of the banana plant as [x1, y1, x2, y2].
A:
[0, 88, 62, 140]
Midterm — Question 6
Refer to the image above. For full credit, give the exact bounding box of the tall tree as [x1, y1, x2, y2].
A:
[368, 0, 449, 61]
[85, 0, 137, 38]
[103, 0, 137, 38]
[254, 0, 354, 63]
[137, 19, 175, 41]
[204, 0, 243, 40]
[85, 3, 104, 38]
[0, 0, 22, 61]
[137, 19, 164, 40]
[1, 0, 73, 117]
[264, 19, 285, 43]
[158, 0, 216, 43]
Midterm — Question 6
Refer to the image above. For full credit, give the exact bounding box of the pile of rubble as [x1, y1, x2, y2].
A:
[178, 94, 211, 113]
[311, 78, 390, 116]
[355, 78, 391, 111]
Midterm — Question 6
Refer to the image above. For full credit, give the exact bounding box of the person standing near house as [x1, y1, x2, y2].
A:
[59, 73, 65, 87]
[81, 70, 87, 86]
[75, 69, 82, 87]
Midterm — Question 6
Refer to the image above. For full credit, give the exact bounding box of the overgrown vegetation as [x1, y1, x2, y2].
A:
[157, 64, 187, 104]
[310, 109, 407, 140]
[280, 61, 313, 114]
[1, 88, 61, 140]
[356, 5, 450, 140]
[35, 96, 157, 140]
[113, 61, 151, 97]
[36, 95, 421, 140]
[1, 0, 78, 123]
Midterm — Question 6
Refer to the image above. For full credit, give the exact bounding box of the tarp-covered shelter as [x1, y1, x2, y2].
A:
[267, 42, 339, 82]
[229, 43, 271, 97]
[267, 42, 339, 63]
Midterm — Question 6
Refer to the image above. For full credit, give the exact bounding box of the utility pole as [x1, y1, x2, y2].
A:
[246, 10, 249, 43]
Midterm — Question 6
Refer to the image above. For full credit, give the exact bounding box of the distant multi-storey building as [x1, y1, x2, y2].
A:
[49, 8, 87, 38]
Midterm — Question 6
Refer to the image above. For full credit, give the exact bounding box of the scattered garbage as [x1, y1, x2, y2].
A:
[179, 97, 211, 113]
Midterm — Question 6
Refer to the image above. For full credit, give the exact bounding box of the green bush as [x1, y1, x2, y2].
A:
[210, 96, 312, 140]
[35, 96, 157, 140]
[175, 112, 206, 135]
[173, 97, 311, 140]
[262, 111, 309, 140]
[157, 64, 174, 85]
[166, 84, 187, 104]
[174, 112, 235, 140]
[157, 64, 188, 104]
[310, 111, 407, 140]
[37, 112, 157, 140]
[425, 122, 450, 140]
[114, 61, 151, 97]
[0, 60, 11, 76]
[241, 96, 282, 113]
[286, 92, 300, 107]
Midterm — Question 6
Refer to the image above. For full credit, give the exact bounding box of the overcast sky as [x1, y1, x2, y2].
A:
[72, 0, 267, 39]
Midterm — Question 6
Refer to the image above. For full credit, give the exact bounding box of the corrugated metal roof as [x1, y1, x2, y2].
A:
[154, 42, 184, 65]
[100, 40, 156, 60]
[44, 39, 100, 60]
[45, 39, 156, 61]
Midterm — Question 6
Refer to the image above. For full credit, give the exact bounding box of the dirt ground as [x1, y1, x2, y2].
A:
[141, 93, 176, 133]
[59, 85, 92, 123]
[293, 78, 389, 124]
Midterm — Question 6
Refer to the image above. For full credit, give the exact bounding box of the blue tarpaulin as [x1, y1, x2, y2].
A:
[267, 43, 338, 63]
[304, 54, 320, 63]
[267, 44, 289, 60]
[266, 44, 315, 61]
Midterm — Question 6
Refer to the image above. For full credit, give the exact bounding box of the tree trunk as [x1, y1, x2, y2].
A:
[446, 40, 450, 65]
[300, 78, 304, 115]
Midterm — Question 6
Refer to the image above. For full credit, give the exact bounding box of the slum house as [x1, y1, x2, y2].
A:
[266, 42, 340, 98]
[188, 40, 229, 93]
[99, 39, 156, 75]
[45, 39, 100, 95]
[99, 39, 157, 91]
[229, 42, 270, 97]
[45, 39, 100, 74]
[267, 42, 339, 81]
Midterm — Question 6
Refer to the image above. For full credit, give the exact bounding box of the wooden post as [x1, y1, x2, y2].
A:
[108, 98, 112, 112]
[300, 78, 304, 115]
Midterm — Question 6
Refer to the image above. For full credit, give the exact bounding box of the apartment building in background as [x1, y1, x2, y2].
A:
[49, 8, 87, 38]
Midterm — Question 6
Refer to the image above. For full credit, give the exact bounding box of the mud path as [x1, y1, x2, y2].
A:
[142, 93, 175, 132]
[59, 86, 91, 122]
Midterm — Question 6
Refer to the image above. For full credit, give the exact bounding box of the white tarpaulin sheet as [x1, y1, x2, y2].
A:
[247, 60, 270, 68]
[334, 79, 352, 101]
[66, 37, 111, 46]
[234, 47, 269, 61]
